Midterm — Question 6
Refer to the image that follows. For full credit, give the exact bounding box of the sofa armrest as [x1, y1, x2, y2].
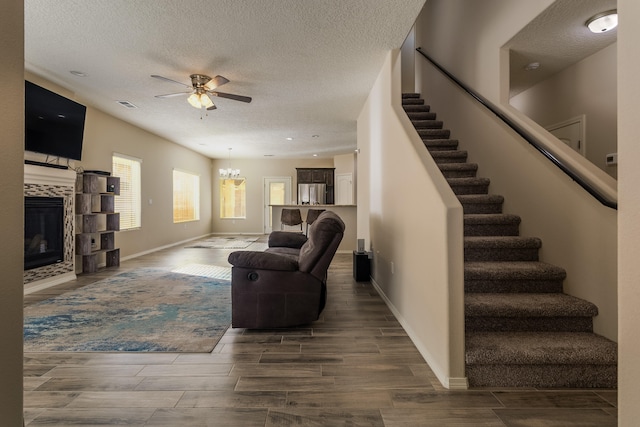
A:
[228, 251, 299, 271]
[268, 231, 307, 249]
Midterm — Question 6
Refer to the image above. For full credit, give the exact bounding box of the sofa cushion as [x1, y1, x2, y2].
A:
[268, 231, 307, 249]
[298, 211, 345, 274]
[228, 251, 299, 271]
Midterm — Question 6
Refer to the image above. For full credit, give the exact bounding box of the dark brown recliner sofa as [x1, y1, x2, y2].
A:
[228, 211, 345, 328]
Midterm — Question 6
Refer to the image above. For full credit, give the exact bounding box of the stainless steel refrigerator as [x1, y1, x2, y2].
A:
[298, 183, 326, 205]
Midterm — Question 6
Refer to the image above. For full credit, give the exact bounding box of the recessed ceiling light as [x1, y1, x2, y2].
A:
[286, 137, 293, 141]
[524, 62, 540, 71]
[312, 154, 318, 157]
[70, 70, 87, 77]
[586, 10, 618, 33]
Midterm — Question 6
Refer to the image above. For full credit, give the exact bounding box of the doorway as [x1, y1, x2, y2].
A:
[263, 177, 292, 233]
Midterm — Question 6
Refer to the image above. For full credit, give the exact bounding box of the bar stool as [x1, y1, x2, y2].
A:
[281, 208, 303, 231]
[305, 209, 326, 235]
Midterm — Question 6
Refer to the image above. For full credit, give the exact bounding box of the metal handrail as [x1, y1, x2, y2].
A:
[416, 47, 617, 210]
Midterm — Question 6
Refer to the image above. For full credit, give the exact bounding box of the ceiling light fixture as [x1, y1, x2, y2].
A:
[70, 70, 87, 77]
[524, 62, 541, 71]
[586, 10, 618, 33]
[187, 90, 215, 110]
[219, 148, 240, 179]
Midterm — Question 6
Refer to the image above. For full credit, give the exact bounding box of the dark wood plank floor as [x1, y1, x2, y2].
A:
[23, 236, 618, 426]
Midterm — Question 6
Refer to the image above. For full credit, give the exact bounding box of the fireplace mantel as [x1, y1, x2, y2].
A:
[24, 163, 77, 294]
[24, 163, 76, 187]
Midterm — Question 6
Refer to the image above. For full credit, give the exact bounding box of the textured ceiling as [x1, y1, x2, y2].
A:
[507, 0, 617, 98]
[25, 0, 426, 159]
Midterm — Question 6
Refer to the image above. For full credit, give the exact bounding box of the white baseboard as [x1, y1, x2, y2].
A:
[370, 277, 469, 390]
[120, 233, 213, 262]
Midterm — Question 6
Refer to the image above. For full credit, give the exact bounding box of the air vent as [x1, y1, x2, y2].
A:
[116, 100, 138, 109]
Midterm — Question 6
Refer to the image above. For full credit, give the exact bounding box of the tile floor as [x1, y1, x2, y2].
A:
[23, 237, 618, 426]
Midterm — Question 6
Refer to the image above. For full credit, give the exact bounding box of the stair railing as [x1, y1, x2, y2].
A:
[416, 47, 617, 210]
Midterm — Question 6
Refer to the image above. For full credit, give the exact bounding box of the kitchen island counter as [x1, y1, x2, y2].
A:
[269, 204, 356, 252]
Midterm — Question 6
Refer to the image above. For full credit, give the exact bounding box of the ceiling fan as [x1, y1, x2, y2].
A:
[151, 74, 252, 112]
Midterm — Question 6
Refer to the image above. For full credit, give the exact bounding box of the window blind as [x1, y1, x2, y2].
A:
[112, 154, 142, 230]
[173, 169, 200, 223]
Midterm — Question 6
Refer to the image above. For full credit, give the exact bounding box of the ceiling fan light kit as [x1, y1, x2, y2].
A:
[151, 72, 251, 117]
[187, 92, 214, 109]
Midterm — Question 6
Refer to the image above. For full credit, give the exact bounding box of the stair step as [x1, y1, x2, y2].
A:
[464, 213, 520, 236]
[424, 139, 459, 152]
[431, 150, 468, 164]
[412, 120, 443, 129]
[465, 331, 617, 388]
[465, 236, 541, 262]
[402, 93, 420, 99]
[457, 194, 504, 214]
[407, 111, 436, 120]
[402, 104, 431, 113]
[402, 98, 425, 105]
[447, 177, 490, 195]
[465, 293, 597, 332]
[438, 163, 478, 178]
[465, 261, 566, 293]
[418, 129, 451, 139]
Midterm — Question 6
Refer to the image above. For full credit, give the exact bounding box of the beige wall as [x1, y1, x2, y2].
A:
[1, 0, 25, 424]
[358, 50, 466, 388]
[618, 0, 640, 423]
[416, 0, 618, 341]
[511, 43, 618, 178]
[211, 157, 334, 234]
[26, 74, 214, 260]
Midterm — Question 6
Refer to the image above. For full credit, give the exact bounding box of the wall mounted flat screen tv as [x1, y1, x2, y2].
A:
[25, 81, 87, 161]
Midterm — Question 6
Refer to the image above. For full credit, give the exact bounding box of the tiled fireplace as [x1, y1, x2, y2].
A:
[24, 164, 76, 293]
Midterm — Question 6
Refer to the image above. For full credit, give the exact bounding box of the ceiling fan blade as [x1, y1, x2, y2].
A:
[204, 75, 230, 90]
[206, 104, 217, 111]
[150, 74, 192, 89]
[209, 91, 252, 103]
[154, 91, 192, 98]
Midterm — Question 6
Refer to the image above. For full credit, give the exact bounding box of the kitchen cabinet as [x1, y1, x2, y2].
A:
[296, 168, 335, 204]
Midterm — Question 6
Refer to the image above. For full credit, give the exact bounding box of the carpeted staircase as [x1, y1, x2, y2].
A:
[402, 93, 617, 388]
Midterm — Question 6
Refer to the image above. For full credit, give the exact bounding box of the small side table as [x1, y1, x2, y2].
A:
[353, 251, 370, 282]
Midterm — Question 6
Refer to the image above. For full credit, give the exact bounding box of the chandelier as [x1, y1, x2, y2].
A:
[219, 148, 240, 178]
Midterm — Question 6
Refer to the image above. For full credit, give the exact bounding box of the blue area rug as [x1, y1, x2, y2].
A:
[24, 267, 231, 352]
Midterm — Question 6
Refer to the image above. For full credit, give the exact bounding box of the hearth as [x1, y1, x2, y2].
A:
[24, 196, 64, 270]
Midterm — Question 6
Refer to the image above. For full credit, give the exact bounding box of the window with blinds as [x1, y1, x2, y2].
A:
[173, 169, 200, 223]
[220, 178, 246, 219]
[112, 154, 142, 230]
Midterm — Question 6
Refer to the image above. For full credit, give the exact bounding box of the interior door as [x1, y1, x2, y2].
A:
[263, 177, 292, 233]
[546, 115, 586, 156]
[335, 173, 353, 205]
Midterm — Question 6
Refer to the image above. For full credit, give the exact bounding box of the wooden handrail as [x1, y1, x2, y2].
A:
[416, 47, 617, 210]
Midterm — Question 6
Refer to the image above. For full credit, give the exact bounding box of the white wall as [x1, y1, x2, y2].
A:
[416, 0, 618, 341]
[618, 0, 640, 423]
[0, 0, 25, 424]
[511, 43, 618, 178]
[358, 50, 466, 388]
